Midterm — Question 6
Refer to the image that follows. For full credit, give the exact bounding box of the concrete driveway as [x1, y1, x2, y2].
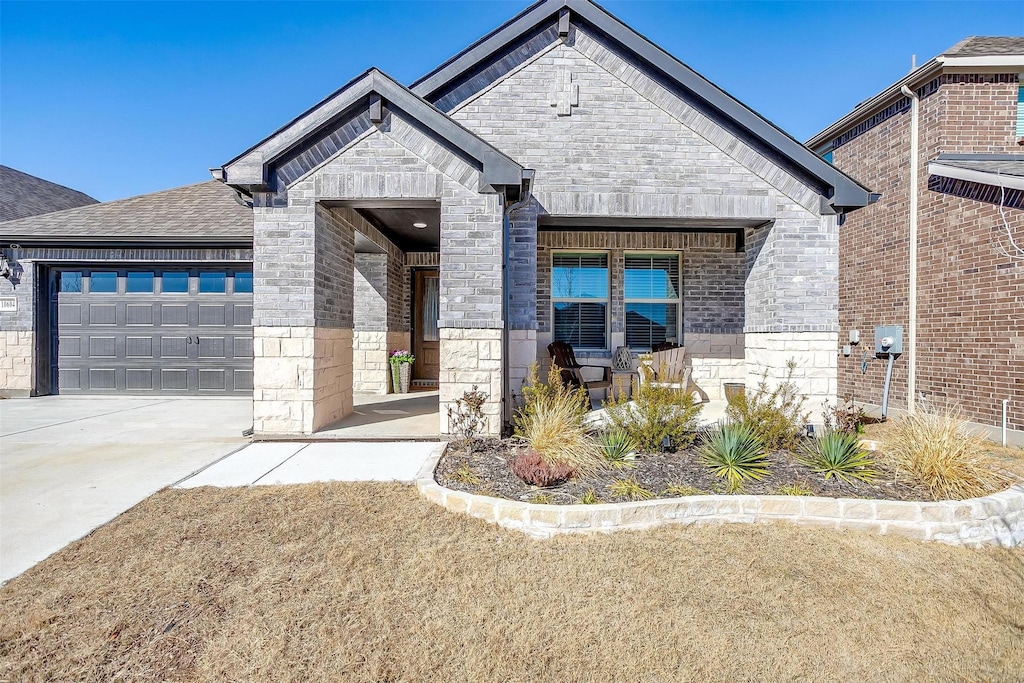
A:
[0, 396, 252, 584]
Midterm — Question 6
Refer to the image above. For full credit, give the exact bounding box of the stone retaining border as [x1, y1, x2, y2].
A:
[415, 451, 1024, 547]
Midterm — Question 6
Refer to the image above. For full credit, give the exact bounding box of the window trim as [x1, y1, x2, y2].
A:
[550, 250, 611, 351]
[623, 251, 682, 351]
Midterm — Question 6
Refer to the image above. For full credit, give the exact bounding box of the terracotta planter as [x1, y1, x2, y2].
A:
[391, 362, 412, 394]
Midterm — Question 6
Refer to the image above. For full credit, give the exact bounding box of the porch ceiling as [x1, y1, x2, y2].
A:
[354, 205, 441, 252]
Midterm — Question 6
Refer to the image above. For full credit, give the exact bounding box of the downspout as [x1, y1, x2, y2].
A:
[900, 84, 919, 414]
[501, 186, 532, 434]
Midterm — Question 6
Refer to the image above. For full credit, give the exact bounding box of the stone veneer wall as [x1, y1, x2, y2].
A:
[0, 330, 34, 397]
[417, 452, 1024, 547]
[745, 332, 838, 422]
[440, 328, 503, 435]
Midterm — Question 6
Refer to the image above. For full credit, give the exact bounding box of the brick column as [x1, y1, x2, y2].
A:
[251, 197, 355, 435]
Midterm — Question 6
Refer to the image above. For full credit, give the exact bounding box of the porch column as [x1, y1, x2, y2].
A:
[438, 192, 505, 435]
[353, 253, 390, 394]
[505, 200, 540, 411]
[252, 199, 355, 435]
[744, 212, 839, 423]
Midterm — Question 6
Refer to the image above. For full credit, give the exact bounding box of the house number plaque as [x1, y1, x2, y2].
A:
[0, 297, 17, 312]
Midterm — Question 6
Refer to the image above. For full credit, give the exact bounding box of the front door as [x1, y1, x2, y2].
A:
[413, 269, 440, 385]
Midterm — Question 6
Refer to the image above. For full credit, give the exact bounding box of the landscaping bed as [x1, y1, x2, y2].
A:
[435, 439, 930, 504]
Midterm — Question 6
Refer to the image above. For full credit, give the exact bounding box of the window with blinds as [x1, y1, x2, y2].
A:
[1017, 83, 1024, 138]
[624, 253, 681, 350]
[552, 252, 608, 350]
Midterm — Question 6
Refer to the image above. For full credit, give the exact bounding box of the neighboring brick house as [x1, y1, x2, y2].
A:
[215, 0, 872, 437]
[0, 165, 97, 222]
[807, 37, 1024, 438]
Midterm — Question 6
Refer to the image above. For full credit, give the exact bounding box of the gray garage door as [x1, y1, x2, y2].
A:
[54, 268, 253, 395]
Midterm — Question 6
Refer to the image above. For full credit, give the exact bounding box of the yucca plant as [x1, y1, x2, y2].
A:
[514, 363, 603, 475]
[698, 423, 770, 488]
[798, 431, 876, 484]
[882, 403, 1013, 500]
[598, 429, 639, 468]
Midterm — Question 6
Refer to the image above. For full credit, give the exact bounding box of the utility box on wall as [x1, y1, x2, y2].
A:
[874, 325, 904, 355]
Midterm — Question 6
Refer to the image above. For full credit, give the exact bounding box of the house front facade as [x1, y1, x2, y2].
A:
[1, 0, 874, 437]
[216, 0, 872, 436]
[807, 37, 1023, 438]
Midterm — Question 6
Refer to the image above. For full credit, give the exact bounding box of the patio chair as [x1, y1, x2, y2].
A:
[639, 346, 710, 403]
[547, 341, 612, 401]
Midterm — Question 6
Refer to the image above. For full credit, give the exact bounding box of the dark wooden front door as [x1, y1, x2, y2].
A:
[413, 269, 439, 383]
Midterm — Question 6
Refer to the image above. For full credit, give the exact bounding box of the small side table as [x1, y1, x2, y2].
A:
[611, 370, 637, 401]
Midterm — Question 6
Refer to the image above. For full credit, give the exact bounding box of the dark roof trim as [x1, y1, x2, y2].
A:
[217, 69, 525, 196]
[0, 236, 253, 247]
[411, 0, 874, 212]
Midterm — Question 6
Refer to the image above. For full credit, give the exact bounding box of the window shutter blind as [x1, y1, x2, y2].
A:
[552, 253, 608, 349]
[624, 254, 680, 350]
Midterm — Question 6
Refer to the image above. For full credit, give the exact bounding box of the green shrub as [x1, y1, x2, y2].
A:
[726, 361, 809, 451]
[699, 423, 770, 488]
[598, 429, 639, 468]
[579, 489, 600, 505]
[798, 431, 876, 484]
[451, 461, 481, 485]
[606, 477, 655, 501]
[603, 382, 703, 453]
[881, 403, 1013, 500]
[513, 363, 603, 475]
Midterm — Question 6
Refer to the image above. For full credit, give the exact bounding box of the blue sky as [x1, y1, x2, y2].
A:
[2, 0, 1022, 202]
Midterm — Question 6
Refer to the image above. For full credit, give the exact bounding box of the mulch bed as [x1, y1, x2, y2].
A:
[434, 438, 934, 505]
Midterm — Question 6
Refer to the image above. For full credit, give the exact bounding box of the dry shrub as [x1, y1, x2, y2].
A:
[603, 381, 702, 452]
[513, 363, 603, 475]
[511, 449, 575, 486]
[881, 403, 1014, 500]
[726, 360, 809, 451]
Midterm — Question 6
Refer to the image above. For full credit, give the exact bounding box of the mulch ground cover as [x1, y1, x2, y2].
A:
[434, 437, 934, 504]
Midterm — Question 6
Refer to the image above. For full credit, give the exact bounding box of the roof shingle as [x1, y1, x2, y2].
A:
[942, 37, 1024, 57]
[0, 180, 253, 243]
[0, 165, 98, 222]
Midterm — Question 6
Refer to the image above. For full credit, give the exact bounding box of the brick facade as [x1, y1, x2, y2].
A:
[826, 73, 1023, 429]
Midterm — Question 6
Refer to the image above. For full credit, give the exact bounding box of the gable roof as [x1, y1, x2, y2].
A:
[0, 165, 98, 222]
[0, 180, 253, 244]
[410, 0, 875, 213]
[217, 69, 526, 197]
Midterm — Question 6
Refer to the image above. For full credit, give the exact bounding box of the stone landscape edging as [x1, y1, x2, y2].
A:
[415, 450, 1024, 547]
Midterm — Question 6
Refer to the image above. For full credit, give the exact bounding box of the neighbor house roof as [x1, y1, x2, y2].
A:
[807, 36, 1024, 151]
[0, 180, 253, 244]
[928, 154, 1024, 191]
[217, 69, 526, 198]
[409, 0, 874, 213]
[0, 165, 98, 222]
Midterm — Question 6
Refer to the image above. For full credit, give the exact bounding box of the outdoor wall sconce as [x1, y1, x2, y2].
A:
[0, 253, 12, 280]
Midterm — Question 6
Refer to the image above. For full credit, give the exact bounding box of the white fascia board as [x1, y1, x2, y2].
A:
[928, 162, 1024, 191]
[937, 55, 1024, 68]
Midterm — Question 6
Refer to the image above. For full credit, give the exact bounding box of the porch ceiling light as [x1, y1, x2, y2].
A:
[413, 222, 428, 229]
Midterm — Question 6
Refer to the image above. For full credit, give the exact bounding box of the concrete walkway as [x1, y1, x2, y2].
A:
[176, 441, 444, 488]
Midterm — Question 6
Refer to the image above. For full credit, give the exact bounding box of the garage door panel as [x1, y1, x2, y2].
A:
[56, 268, 253, 396]
[126, 369, 154, 390]
[160, 304, 189, 326]
[59, 304, 82, 325]
[126, 304, 154, 326]
[125, 337, 154, 358]
[89, 304, 117, 325]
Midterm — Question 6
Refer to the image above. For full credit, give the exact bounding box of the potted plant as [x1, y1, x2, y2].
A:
[389, 349, 415, 394]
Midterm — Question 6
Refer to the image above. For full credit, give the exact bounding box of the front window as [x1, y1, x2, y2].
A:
[624, 253, 680, 351]
[552, 252, 608, 350]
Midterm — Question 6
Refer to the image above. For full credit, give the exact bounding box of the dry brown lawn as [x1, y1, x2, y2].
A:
[1, 483, 1022, 682]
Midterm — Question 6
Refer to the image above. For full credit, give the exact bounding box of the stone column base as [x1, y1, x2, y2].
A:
[253, 326, 353, 435]
[745, 331, 838, 425]
[686, 333, 745, 401]
[0, 330, 35, 397]
[440, 327, 503, 436]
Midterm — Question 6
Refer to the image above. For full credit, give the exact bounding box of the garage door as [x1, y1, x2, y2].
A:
[53, 268, 253, 395]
